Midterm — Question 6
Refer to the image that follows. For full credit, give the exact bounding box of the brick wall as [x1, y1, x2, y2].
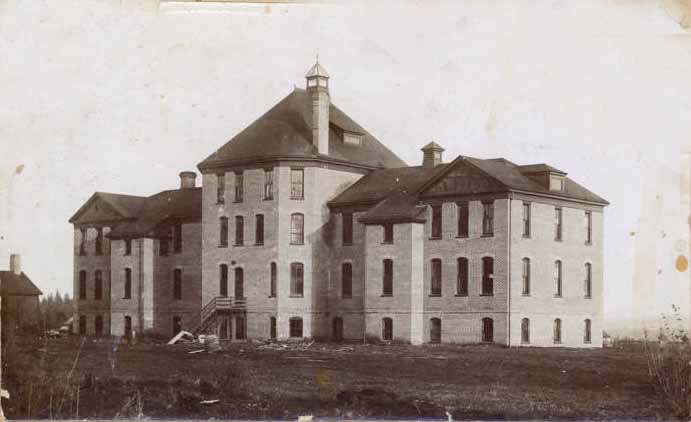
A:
[73, 226, 112, 335]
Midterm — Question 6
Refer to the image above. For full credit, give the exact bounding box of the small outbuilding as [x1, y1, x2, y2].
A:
[0, 254, 42, 338]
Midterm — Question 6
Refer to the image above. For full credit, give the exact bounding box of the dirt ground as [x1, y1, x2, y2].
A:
[3, 337, 668, 420]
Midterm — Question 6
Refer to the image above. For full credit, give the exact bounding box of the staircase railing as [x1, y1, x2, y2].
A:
[192, 296, 246, 335]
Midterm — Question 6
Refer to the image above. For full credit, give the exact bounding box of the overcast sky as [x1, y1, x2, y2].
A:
[1, 0, 690, 329]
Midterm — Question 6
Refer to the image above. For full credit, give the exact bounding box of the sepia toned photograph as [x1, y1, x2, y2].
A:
[1, 0, 691, 420]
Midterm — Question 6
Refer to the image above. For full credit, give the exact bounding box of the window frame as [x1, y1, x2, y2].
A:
[382, 223, 394, 244]
[430, 258, 442, 296]
[290, 168, 304, 200]
[555, 207, 563, 241]
[522, 257, 531, 296]
[290, 262, 304, 297]
[482, 202, 494, 237]
[457, 202, 469, 238]
[382, 317, 393, 341]
[290, 213, 304, 245]
[341, 262, 353, 298]
[481, 257, 494, 296]
[585, 210, 593, 245]
[382, 259, 393, 296]
[173, 223, 182, 253]
[216, 173, 225, 204]
[554, 260, 563, 297]
[456, 257, 468, 296]
[173, 268, 182, 300]
[554, 318, 562, 344]
[521, 318, 530, 344]
[219, 264, 228, 297]
[342, 213, 353, 245]
[95, 227, 103, 255]
[584, 263, 592, 298]
[219, 216, 229, 247]
[94, 270, 103, 300]
[234, 171, 244, 203]
[124, 238, 132, 256]
[235, 215, 244, 246]
[289, 317, 303, 338]
[431, 204, 442, 239]
[255, 214, 265, 245]
[124, 268, 132, 299]
[264, 168, 274, 200]
[234, 267, 244, 299]
[522, 202, 531, 237]
[584, 319, 592, 344]
[79, 270, 87, 300]
[79, 228, 87, 256]
[270, 262, 277, 298]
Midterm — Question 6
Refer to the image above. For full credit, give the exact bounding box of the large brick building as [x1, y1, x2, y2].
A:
[71, 61, 608, 347]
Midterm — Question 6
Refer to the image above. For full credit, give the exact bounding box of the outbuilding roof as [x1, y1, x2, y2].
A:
[197, 88, 406, 171]
[0, 271, 42, 296]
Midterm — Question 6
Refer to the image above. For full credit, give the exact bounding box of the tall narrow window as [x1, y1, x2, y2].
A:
[173, 223, 182, 253]
[94, 270, 103, 300]
[341, 262, 352, 298]
[235, 316, 246, 339]
[457, 202, 469, 238]
[523, 202, 531, 237]
[234, 172, 244, 203]
[382, 318, 393, 341]
[555, 207, 563, 241]
[270, 262, 277, 297]
[456, 257, 468, 296]
[219, 217, 228, 247]
[482, 318, 494, 342]
[95, 315, 103, 337]
[290, 263, 304, 297]
[382, 259, 393, 296]
[270, 317, 277, 339]
[79, 270, 87, 300]
[264, 169, 274, 200]
[431, 205, 442, 239]
[216, 173, 225, 204]
[554, 260, 563, 297]
[235, 216, 244, 246]
[124, 239, 132, 256]
[174, 268, 182, 300]
[584, 263, 592, 298]
[124, 268, 132, 299]
[235, 267, 244, 298]
[220, 264, 228, 297]
[482, 202, 494, 236]
[585, 211, 592, 244]
[289, 317, 303, 337]
[160, 237, 169, 256]
[342, 213, 353, 245]
[584, 319, 592, 343]
[430, 318, 442, 343]
[255, 214, 264, 245]
[522, 258, 531, 295]
[521, 318, 530, 343]
[430, 259, 442, 296]
[383, 223, 394, 244]
[481, 257, 494, 296]
[79, 228, 87, 256]
[290, 213, 304, 245]
[95, 227, 103, 255]
[554, 318, 562, 344]
[291, 168, 304, 200]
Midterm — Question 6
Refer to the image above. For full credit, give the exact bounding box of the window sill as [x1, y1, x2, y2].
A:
[554, 342, 562, 345]
[342, 242, 353, 247]
[234, 244, 244, 247]
[380, 294, 393, 297]
[585, 241, 592, 246]
[480, 234, 494, 238]
[429, 236, 442, 241]
[290, 243, 305, 246]
[289, 295, 304, 298]
[429, 293, 442, 297]
[522, 235, 531, 239]
[522, 293, 531, 297]
[584, 341, 592, 344]
[264, 197, 273, 201]
[233, 200, 243, 204]
[216, 201, 225, 205]
[554, 295, 563, 298]
[555, 238, 563, 242]
[454, 294, 468, 297]
[218, 244, 228, 248]
[584, 295, 592, 299]
[479, 293, 494, 297]
[255, 243, 264, 246]
[342, 296, 352, 299]
[381, 241, 394, 245]
[291, 197, 304, 201]
[268, 295, 276, 298]
[521, 342, 530, 345]
[123, 297, 131, 300]
[456, 235, 469, 239]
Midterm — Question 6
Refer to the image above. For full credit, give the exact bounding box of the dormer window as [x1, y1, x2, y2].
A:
[343, 132, 362, 147]
[550, 175, 565, 192]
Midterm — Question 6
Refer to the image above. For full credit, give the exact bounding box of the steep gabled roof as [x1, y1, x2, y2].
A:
[197, 88, 406, 171]
[108, 187, 202, 238]
[359, 191, 426, 224]
[68, 192, 146, 224]
[0, 271, 42, 296]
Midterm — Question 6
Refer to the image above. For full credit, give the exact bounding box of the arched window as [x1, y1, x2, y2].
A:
[79, 270, 87, 300]
[382, 259, 393, 296]
[94, 270, 103, 300]
[270, 262, 277, 297]
[554, 318, 562, 344]
[522, 258, 530, 295]
[290, 213, 304, 245]
[124, 268, 132, 299]
[174, 268, 182, 300]
[235, 267, 244, 298]
[430, 259, 442, 296]
[482, 317, 494, 342]
[95, 315, 104, 337]
[382, 317, 393, 341]
[341, 262, 352, 298]
[219, 264, 228, 297]
[481, 257, 494, 296]
[521, 318, 530, 344]
[290, 263, 304, 297]
[457, 258, 468, 296]
[430, 318, 442, 343]
[584, 263, 592, 298]
[554, 260, 563, 297]
[219, 217, 228, 247]
[584, 319, 592, 344]
[289, 317, 303, 338]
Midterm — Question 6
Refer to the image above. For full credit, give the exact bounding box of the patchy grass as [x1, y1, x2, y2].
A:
[3, 337, 668, 420]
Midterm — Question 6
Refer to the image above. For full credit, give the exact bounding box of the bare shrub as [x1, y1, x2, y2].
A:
[644, 305, 691, 419]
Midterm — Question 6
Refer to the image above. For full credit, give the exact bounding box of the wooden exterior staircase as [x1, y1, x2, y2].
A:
[191, 296, 246, 335]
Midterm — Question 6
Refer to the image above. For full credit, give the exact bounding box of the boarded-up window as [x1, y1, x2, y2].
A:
[523, 203, 531, 237]
[430, 318, 442, 343]
[555, 207, 563, 241]
[291, 168, 304, 200]
[290, 263, 304, 297]
[124, 239, 132, 255]
[482, 318, 494, 342]
[430, 259, 442, 296]
[235, 316, 246, 339]
[482, 257, 494, 296]
[585, 211, 592, 244]
[342, 262, 352, 298]
[270, 317, 277, 339]
[382, 259, 393, 296]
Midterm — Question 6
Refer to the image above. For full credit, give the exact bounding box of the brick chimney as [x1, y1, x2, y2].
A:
[305, 58, 330, 156]
[421, 142, 445, 168]
[179, 171, 197, 189]
[9, 254, 21, 275]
